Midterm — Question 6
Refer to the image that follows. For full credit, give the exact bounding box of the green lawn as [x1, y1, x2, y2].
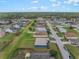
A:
[50, 43, 62, 59]
[56, 32, 64, 37]
[0, 20, 35, 59]
[0, 33, 15, 42]
[65, 44, 79, 59]
[19, 32, 34, 48]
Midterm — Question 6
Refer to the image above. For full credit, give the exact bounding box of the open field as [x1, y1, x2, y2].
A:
[0, 20, 35, 59]
[65, 44, 79, 59]
[50, 43, 63, 59]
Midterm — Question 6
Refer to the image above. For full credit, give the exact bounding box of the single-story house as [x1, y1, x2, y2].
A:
[30, 52, 50, 59]
[69, 39, 79, 46]
[65, 32, 78, 40]
[0, 32, 5, 38]
[34, 38, 49, 48]
[0, 20, 12, 25]
[33, 32, 48, 38]
[35, 27, 47, 32]
[35, 24, 45, 27]
[65, 32, 79, 45]
[13, 24, 20, 29]
[5, 28, 17, 33]
[57, 26, 67, 33]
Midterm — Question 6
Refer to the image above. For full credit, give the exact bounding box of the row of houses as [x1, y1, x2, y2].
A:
[29, 18, 52, 59]
[65, 32, 79, 46]
[33, 18, 49, 48]
[0, 19, 30, 38]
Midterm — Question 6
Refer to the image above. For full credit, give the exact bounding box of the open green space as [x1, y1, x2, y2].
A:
[0, 20, 35, 59]
[57, 32, 64, 37]
[0, 33, 15, 42]
[56, 32, 67, 41]
[19, 32, 34, 48]
[65, 44, 79, 59]
[50, 43, 62, 59]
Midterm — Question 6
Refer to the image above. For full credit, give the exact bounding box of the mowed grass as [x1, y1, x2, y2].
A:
[0, 33, 15, 42]
[65, 44, 79, 59]
[19, 32, 34, 48]
[0, 20, 35, 59]
[50, 43, 62, 59]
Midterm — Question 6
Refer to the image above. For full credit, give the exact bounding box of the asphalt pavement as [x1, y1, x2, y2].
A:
[46, 21, 70, 59]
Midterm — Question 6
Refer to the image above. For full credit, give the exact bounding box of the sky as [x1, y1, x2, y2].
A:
[0, 0, 79, 12]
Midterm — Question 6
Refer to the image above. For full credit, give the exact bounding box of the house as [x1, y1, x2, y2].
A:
[69, 39, 79, 46]
[5, 28, 13, 33]
[57, 26, 67, 33]
[65, 32, 78, 40]
[30, 52, 50, 59]
[33, 32, 48, 38]
[13, 24, 20, 29]
[0, 20, 12, 25]
[5, 28, 17, 33]
[0, 28, 5, 37]
[35, 27, 47, 32]
[65, 32, 79, 45]
[34, 38, 49, 48]
[0, 32, 5, 38]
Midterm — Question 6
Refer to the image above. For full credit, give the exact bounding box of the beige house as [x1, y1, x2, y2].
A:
[65, 32, 78, 40]
[33, 32, 48, 38]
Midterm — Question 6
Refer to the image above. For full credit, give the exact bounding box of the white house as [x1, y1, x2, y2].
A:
[57, 26, 67, 33]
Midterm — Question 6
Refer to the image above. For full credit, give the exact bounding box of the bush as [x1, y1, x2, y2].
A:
[49, 49, 57, 57]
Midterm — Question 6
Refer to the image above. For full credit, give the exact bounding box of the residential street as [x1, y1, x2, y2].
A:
[46, 21, 70, 59]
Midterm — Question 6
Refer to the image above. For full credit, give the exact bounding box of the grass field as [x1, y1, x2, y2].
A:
[50, 43, 62, 59]
[19, 32, 34, 48]
[0, 20, 35, 59]
[0, 33, 15, 42]
[65, 44, 79, 59]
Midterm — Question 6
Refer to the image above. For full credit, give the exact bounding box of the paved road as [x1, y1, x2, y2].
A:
[46, 21, 70, 59]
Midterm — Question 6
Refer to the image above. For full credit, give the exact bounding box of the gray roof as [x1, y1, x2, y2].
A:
[70, 39, 79, 45]
[30, 52, 50, 59]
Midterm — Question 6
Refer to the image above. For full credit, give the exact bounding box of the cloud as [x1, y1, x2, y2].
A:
[52, 1, 61, 7]
[40, 6, 48, 11]
[32, 0, 38, 4]
[26, 6, 49, 12]
[64, 0, 79, 6]
[27, 6, 38, 10]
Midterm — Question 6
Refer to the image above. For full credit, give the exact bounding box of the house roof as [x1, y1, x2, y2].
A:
[35, 27, 47, 32]
[35, 38, 49, 46]
[30, 52, 50, 59]
[65, 32, 77, 37]
[34, 32, 48, 35]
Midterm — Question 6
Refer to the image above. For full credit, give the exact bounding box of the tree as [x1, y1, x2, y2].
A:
[49, 49, 57, 57]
